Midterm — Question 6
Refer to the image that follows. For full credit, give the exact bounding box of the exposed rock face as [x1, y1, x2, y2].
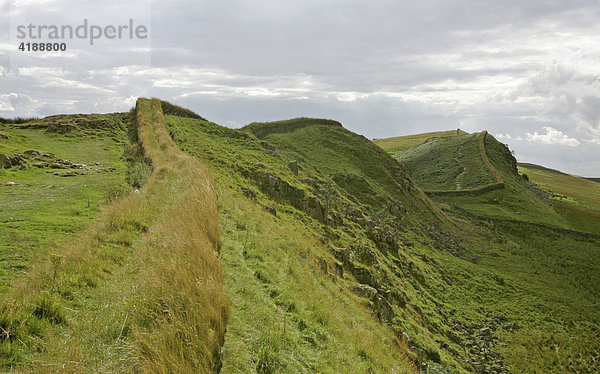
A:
[350, 284, 394, 322]
[0, 154, 11, 168]
[300, 196, 326, 223]
[288, 160, 299, 175]
[241, 186, 257, 200]
[264, 205, 277, 216]
[46, 122, 76, 133]
[256, 171, 305, 201]
[387, 200, 406, 217]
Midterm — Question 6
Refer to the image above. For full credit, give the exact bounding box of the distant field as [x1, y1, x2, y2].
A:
[519, 162, 600, 234]
[373, 129, 468, 154]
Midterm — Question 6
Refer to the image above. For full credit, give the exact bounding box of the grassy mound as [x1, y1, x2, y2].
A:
[393, 133, 493, 191]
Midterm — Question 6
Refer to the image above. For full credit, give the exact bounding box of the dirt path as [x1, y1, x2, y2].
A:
[454, 149, 467, 191]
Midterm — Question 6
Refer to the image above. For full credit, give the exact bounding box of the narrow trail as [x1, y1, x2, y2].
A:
[426, 131, 504, 196]
[454, 149, 466, 191]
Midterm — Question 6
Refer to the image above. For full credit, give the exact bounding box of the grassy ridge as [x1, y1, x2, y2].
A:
[394, 132, 494, 191]
[374, 130, 468, 154]
[0, 99, 226, 372]
[242, 117, 444, 224]
[172, 114, 600, 373]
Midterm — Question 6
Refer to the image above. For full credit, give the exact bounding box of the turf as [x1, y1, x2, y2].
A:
[374, 130, 469, 154]
[0, 115, 128, 293]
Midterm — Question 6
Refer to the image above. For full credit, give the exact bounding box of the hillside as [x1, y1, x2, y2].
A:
[374, 130, 469, 154]
[392, 132, 494, 192]
[382, 131, 582, 231]
[1, 103, 599, 373]
[518, 162, 600, 235]
[0, 114, 128, 292]
[0, 100, 226, 372]
[169, 113, 600, 373]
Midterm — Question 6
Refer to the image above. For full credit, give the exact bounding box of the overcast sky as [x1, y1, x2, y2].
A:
[1, 0, 600, 176]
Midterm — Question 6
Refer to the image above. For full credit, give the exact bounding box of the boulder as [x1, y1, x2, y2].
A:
[3, 181, 26, 186]
[288, 160, 299, 175]
[350, 284, 378, 299]
[0, 153, 11, 168]
[9, 155, 24, 166]
[264, 205, 277, 216]
[53, 171, 79, 177]
[241, 186, 257, 200]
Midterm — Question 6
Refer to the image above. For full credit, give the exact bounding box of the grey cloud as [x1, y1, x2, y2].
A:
[2, 0, 600, 176]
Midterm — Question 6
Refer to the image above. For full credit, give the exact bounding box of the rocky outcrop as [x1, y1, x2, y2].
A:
[241, 186, 257, 200]
[255, 171, 305, 201]
[46, 122, 75, 133]
[0, 154, 11, 168]
[288, 160, 298, 175]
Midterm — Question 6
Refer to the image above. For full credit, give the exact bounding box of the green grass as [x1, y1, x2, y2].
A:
[168, 113, 599, 373]
[374, 130, 468, 154]
[167, 114, 419, 373]
[2, 103, 599, 373]
[393, 133, 492, 191]
[0, 100, 227, 373]
[519, 163, 600, 234]
[0, 116, 128, 293]
[241, 117, 440, 221]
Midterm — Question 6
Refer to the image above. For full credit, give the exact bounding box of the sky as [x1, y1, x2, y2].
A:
[1, 0, 600, 177]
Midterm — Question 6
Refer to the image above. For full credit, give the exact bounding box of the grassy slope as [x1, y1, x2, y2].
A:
[372, 128, 600, 372]
[519, 163, 600, 234]
[170, 115, 600, 374]
[440, 136, 579, 230]
[393, 133, 493, 191]
[0, 115, 128, 293]
[243, 118, 441, 220]
[167, 115, 418, 373]
[0, 100, 226, 373]
[374, 130, 469, 154]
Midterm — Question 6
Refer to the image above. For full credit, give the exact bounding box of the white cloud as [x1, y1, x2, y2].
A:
[0, 94, 16, 111]
[526, 126, 581, 147]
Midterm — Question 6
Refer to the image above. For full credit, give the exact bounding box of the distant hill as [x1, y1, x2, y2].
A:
[518, 162, 568, 176]
[373, 129, 468, 154]
[376, 130, 570, 228]
[586, 177, 600, 183]
[519, 162, 600, 235]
